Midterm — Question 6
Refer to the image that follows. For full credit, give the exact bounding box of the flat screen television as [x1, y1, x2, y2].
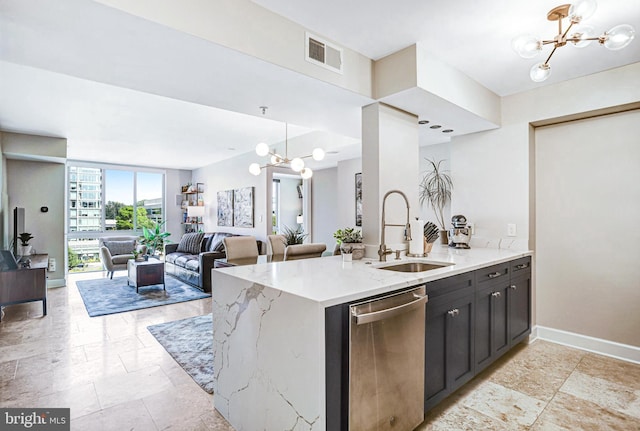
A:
[13, 207, 25, 257]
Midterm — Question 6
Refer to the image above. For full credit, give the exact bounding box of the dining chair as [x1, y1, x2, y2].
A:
[267, 234, 287, 257]
[223, 236, 259, 260]
[284, 243, 327, 261]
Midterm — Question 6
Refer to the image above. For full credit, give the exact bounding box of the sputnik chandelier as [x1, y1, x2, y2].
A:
[249, 122, 324, 179]
[512, 0, 635, 82]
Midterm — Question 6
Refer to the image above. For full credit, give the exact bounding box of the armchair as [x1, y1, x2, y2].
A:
[99, 236, 146, 279]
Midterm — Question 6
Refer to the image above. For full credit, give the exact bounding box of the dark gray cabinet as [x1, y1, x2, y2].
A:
[424, 272, 475, 411]
[475, 257, 531, 373]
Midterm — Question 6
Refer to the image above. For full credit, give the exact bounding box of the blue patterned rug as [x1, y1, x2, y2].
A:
[76, 276, 210, 317]
[148, 314, 213, 393]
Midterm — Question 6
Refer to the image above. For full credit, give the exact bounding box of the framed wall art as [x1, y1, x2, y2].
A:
[355, 172, 362, 227]
[217, 190, 234, 227]
[233, 186, 254, 228]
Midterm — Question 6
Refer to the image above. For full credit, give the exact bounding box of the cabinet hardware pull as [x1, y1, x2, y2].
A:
[510, 285, 517, 290]
[515, 263, 529, 269]
[488, 272, 502, 278]
[491, 291, 501, 298]
[447, 309, 459, 317]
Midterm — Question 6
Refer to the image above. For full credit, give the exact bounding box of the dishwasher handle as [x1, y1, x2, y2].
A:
[352, 292, 428, 325]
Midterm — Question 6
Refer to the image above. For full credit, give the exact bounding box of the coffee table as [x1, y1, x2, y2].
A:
[127, 258, 165, 293]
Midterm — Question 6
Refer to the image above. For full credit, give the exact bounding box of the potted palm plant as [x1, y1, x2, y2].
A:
[419, 158, 453, 244]
[140, 221, 171, 257]
[281, 225, 308, 245]
[334, 227, 365, 260]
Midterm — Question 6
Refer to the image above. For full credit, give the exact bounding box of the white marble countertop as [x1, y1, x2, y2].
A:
[213, 245, 533, 308]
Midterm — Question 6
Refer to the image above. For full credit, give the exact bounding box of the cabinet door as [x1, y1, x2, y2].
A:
[508, 274, 531, 345]
[446, 294, 475, 392]
[475, 283, 509, 372]
[425, 293, 474, 411]
[425, 298, 449, 410]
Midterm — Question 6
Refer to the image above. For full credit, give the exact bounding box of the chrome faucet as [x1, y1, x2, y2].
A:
[379, 190, 412, 262]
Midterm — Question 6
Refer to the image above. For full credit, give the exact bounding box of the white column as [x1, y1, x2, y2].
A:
[361, 103, 420, 257]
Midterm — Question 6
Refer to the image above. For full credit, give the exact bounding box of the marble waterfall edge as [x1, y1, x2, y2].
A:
[212, 271, 325, 430]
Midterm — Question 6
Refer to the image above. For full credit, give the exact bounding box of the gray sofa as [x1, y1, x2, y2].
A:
[164, 232, 262, 293]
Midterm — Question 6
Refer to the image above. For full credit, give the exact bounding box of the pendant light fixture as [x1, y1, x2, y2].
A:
[512, 0, 635, 82]
[249, 122, 325, 179]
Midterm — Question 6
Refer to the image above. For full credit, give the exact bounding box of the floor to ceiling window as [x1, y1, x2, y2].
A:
[67, 164, 165, 272]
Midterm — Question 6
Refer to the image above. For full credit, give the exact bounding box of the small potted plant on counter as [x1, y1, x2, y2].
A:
[333, 227, 365, 260]
[18, 232, 34, 256]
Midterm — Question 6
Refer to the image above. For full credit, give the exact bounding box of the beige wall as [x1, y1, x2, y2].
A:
[7, 159, 65, 284]
[535, 110, 640, 347]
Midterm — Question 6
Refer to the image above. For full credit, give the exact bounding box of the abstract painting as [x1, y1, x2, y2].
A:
[234, 187, 254, 228]
[217, 190, 234, 227]
[355, 172, 362, 227]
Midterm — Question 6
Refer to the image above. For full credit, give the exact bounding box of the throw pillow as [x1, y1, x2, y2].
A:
[104, 240, 135, 256]
[176, 232, 205, 255]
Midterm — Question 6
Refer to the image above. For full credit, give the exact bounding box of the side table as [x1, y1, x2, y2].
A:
[127, 259, 165, 293]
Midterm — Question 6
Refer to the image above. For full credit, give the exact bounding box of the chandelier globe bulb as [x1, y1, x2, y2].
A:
[255, 142, 270, 157]
[249, 163, 262, 176]
[569, 0, 597, 23]
[530, 63, 551, 82]
[511, 34, 542, 58]
[301, 168, 313, 179]
[291, 157, 305, 172]
[603, 24, 635, 50]
[312, 148, 325, 161]
[570, 25, 595, 47]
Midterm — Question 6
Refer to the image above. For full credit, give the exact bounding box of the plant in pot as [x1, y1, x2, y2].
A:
[140, 221, 171, 257]
[334, 227, 365, 260]
[419, 158, 453, 244]
[18, 232, 34, 256]
[281, 225, 308, 245]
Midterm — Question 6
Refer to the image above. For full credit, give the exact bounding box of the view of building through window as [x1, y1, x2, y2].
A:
[67, 165, 165, 272]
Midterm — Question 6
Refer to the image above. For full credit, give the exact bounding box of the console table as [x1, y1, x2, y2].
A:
[0, 254, 48, 321]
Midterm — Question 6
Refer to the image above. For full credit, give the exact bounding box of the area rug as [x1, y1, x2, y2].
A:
[148, 314, 213, 393]
[76, 276, 210, 317]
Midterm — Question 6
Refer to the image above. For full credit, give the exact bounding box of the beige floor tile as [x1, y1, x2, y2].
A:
[71, 398, 158, 431]
[198, 409, 235, 431]
[420, 403, 526, 430]
[51, 354, 128, 392]
[532, 391, 640, 431]
[143, 383, 214, 430]
[0, 369, 56, 404]
[83, 335, 146, 363]
[93, 365, 173, 410]
[576, 353, 640, 390]
[461, 381, 546, 427]
[560, 371, 640, 420]
[0, 359, 17, 380]
[118, 345, 177, 373]
[37, 382, 101, 419]
[15, 346, 87, 379]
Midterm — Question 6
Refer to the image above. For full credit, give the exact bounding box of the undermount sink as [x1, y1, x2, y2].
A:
[376, 261, 454, 273]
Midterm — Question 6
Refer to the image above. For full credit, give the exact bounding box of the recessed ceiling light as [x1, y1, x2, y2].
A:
[442, 129, 454, 133]
[327, 151, 339, 155]
[228, 147, 236, 151]
[418, 120, 429, 125]
[430, 125, 442, 129]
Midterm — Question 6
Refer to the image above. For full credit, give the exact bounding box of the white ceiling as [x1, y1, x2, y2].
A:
[0, 0, 638, 170]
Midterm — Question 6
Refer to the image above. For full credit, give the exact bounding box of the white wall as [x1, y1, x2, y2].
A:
[192, 150, 268, 246]
[535, 110, 640, 347]
[7, 159, 65, 284]
[311, 167, 338, 251]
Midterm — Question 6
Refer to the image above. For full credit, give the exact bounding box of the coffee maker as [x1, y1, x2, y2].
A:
[448, 214, 472, 249]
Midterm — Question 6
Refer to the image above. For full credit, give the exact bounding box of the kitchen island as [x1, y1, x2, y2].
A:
[211, 245, 532, 430]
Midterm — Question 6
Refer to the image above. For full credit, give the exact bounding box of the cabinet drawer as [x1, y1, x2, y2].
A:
[476, 262, 510, 286]
[510, 257, 531, 277]
[426, 272, 474, 300]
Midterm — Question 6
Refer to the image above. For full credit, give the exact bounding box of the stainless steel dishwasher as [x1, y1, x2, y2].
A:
[349, 285, 428, 431]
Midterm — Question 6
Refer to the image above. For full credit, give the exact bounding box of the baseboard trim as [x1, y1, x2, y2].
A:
[534, 325, 640, 364]
[47, 278, 66, 288]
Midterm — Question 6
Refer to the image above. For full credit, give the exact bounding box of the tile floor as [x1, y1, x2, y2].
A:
[1, 271, 639, 430]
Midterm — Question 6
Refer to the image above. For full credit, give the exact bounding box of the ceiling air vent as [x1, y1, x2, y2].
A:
[305, 32, 343, 74]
